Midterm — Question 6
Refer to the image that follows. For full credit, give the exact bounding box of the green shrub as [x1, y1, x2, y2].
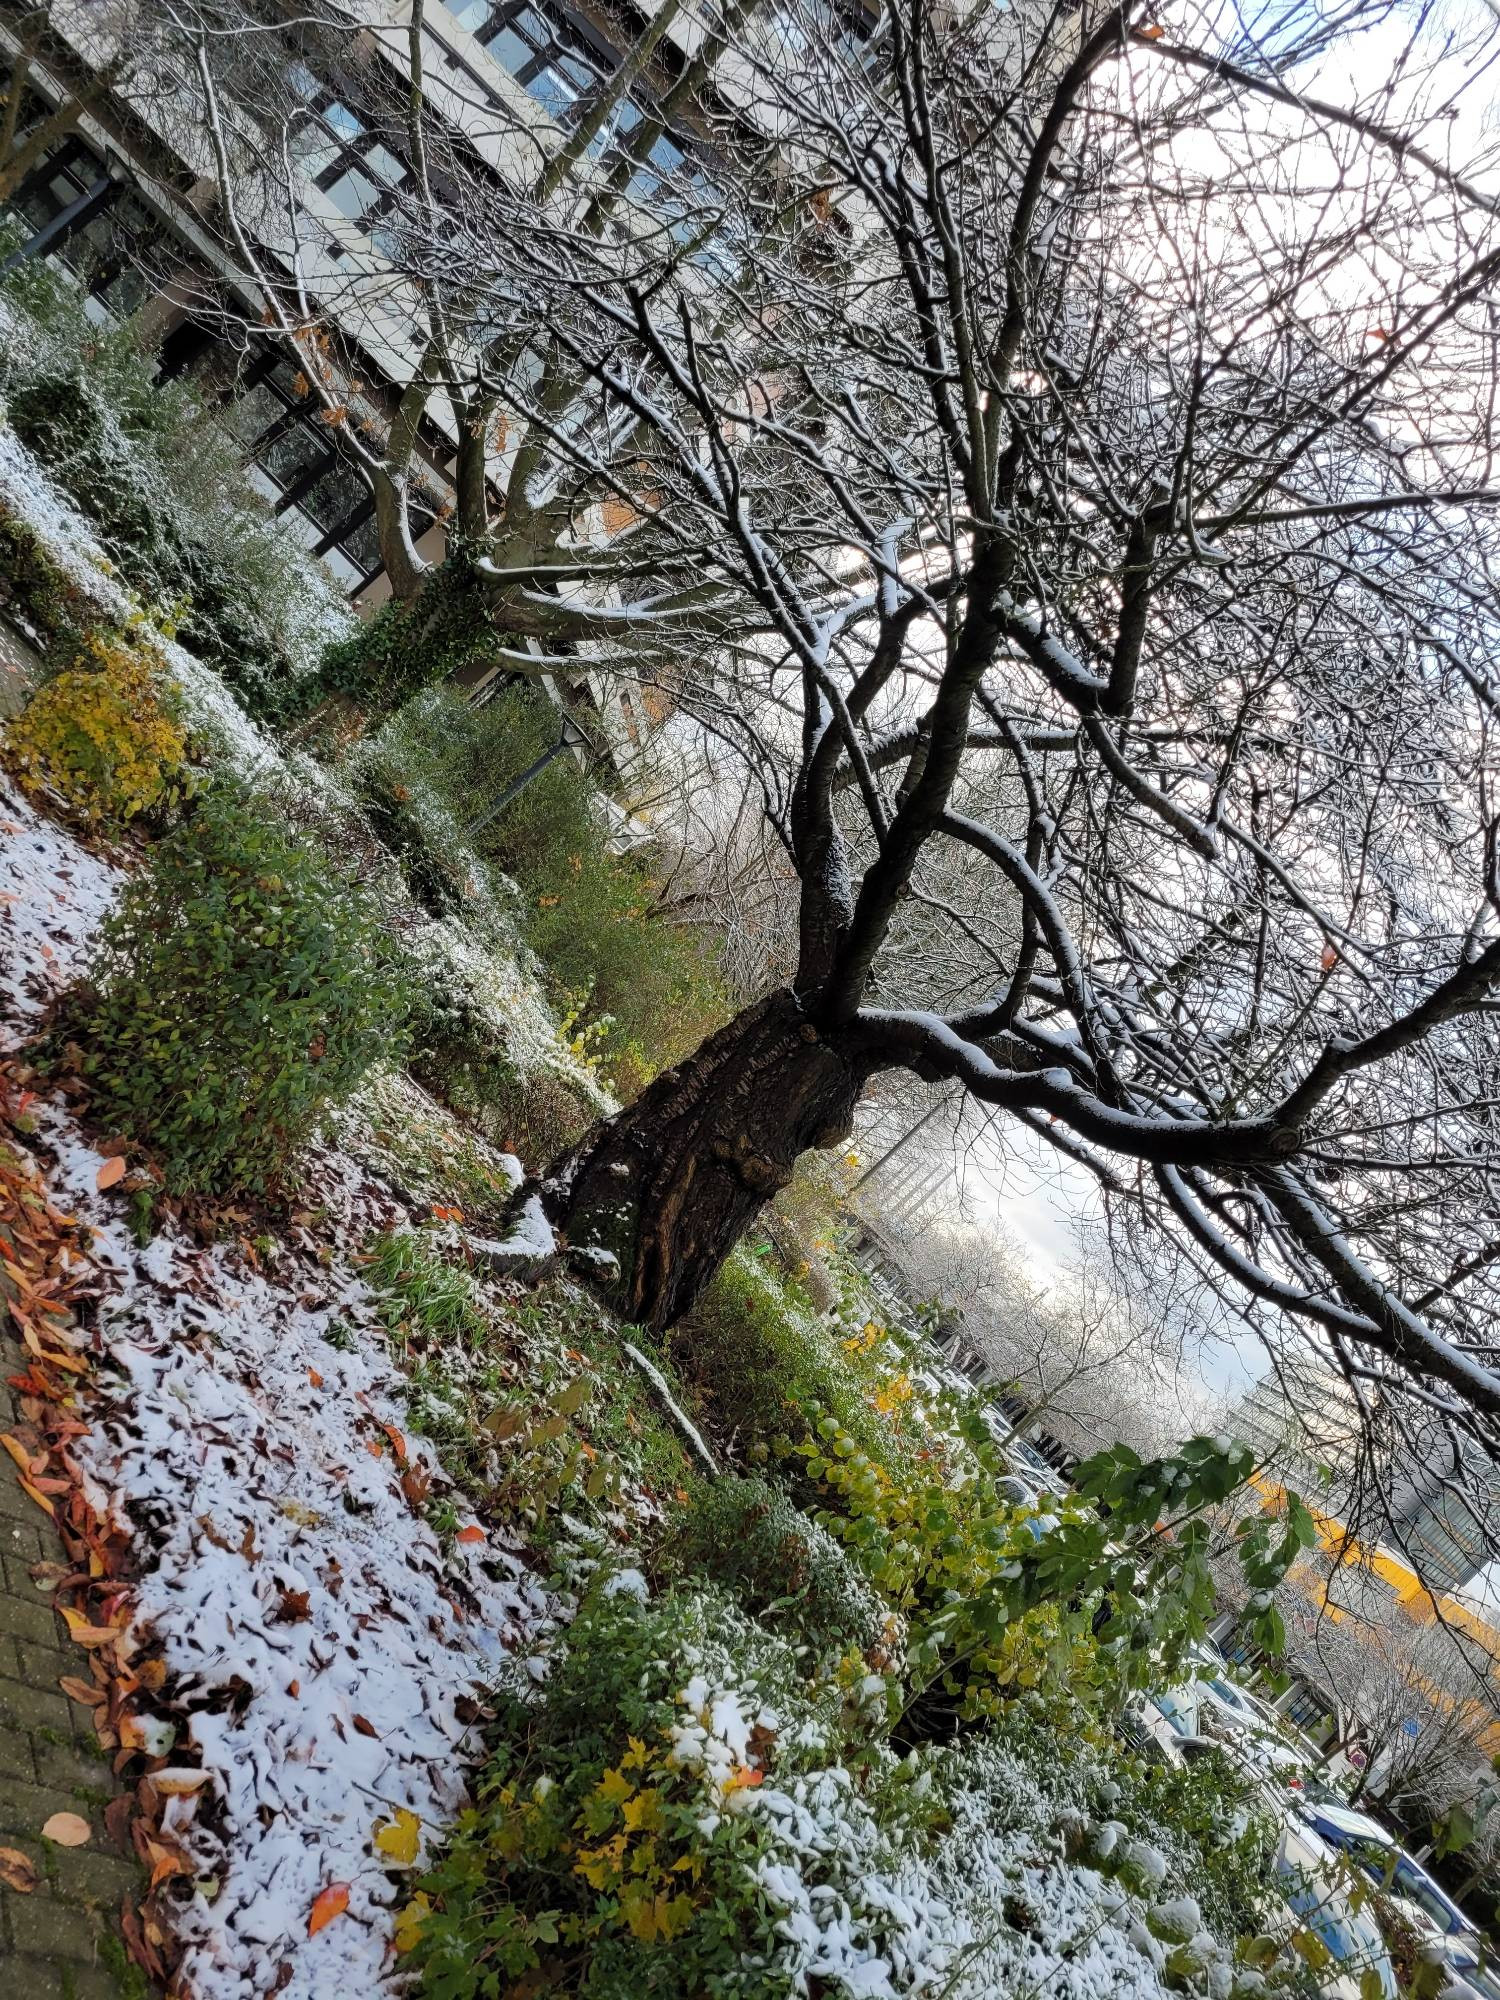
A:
[656, 1475, 889, 1665]
[404, 1585, 867, 1996]
[0, 506, 87, 659]
[59, 784, 409, 1194]
[667, 1248, 900, 1464]
[0, 265, 348, 726]
[364, 686, 730, 1090]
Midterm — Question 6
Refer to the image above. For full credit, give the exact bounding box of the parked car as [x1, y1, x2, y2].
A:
[1299, 1800, 1476, 1939]
[1119, 1694, 1191, 1768]
[1273, 1821, 1401, 1999]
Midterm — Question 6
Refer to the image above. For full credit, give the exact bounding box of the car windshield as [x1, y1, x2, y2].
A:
[1153, 1691, 1196, 1733]
[1386, 1861, 1465, 1935]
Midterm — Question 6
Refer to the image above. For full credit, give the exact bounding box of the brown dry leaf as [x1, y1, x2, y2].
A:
[273, 1588, 312, 1624]
[351, 1714, 379, 1739]
[58, 1674, 104, 1708]
[95, 1157, 126, 1191]
[0, 1846, 38, 1892]
[41, 1811, 91, 1847]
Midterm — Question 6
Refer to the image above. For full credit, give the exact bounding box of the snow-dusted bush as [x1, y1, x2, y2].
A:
[656, 1475, 892, 1668]
[57, 782, 410, 1194]
[407, 1585, 1277, 2000]
[0, 265, 348, 724]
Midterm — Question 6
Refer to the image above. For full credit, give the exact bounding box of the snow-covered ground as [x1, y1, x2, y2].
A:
[1, 781, 551, 1997]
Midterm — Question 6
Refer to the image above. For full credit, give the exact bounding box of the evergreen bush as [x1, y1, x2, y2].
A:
[0, 264, 349, 726]
[60, 784, 409, 1194]
[656, 1475, 888, 1665]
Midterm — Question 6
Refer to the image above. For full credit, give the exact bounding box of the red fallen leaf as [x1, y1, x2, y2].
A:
[352, 1714, 379, 1738]
[455, 1525, 485, 1545]
[308, 1882, 350, 1936]
[308, 1368, 324, 1389]
[273, 1589, 312, 1624]
[1321, 943, 1338, 971]
[95, 1157, 127, 1191]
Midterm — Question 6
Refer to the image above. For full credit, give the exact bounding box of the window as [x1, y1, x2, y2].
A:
[286, 67, 412, 249]
[223, 351, 386, 594]
[3, 136, 159, 324]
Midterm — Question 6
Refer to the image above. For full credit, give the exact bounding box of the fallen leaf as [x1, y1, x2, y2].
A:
[0, 1846, 38, 1892]
[1321, 943, 1338, 972]
[352, 1714, 379, 1738]
[58, 1675, 104, 1708]
[374, 1807, 421, 1866]
[455, 1525, 485, 1545]
[41, 1812, 91, 1847]
[0, 1433, 36, 1475]
[1139, 20, 1166, 35]
[273, 1589, 311, 1624]
[308, 1368, 323, 1389]
[147, 1769, 210, 1798]
[307, 1882, 350, 1936]
[381, 1423, 408, 1467]
[95, 1157, 127, 1191]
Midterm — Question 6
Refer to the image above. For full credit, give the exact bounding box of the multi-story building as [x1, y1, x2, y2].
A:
[0, 0, 821, 749]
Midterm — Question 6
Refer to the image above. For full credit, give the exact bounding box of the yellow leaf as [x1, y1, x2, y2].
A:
[620, 1735, 651, 1771]
[374, 1807, 421, 1866]
[595, 1766, 634, 1807]
[621, 1788, 662, 1834]
[393, 1891, 431, 1954]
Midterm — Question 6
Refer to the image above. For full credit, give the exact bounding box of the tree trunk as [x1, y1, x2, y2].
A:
[537, 990, 871, 1330]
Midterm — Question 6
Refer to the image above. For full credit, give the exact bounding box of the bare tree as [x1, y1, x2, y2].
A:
[51, 0, 1500, 1542]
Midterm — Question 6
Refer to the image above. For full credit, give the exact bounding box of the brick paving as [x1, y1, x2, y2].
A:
[0, 1326, 143, 1999]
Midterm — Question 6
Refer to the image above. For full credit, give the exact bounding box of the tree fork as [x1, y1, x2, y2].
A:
[536, 990, 872, 1330]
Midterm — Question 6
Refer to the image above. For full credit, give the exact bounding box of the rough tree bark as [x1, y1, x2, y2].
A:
[537, 990, 871, 1330]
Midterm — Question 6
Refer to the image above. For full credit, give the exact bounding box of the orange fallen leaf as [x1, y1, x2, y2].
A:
[0, 1846, 38, 1892]
[0, 1432, 37, 1475]
[95, 1157, 127, 1191]
[308, 1882, 350, 1936]
[41, 1811, 91, 1847]
[455, 1525, 485, 1545]
[1320, 943, 1338, 971]
[308, 1369, 324, 1389]
[381, 1424, 408, 1467]
[352, 1714, 379, 1738]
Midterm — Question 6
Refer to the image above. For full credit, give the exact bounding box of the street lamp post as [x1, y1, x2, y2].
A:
[463, 710, 592, 840]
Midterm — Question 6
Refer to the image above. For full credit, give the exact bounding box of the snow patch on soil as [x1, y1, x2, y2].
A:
[0, 778, 123, 1044]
